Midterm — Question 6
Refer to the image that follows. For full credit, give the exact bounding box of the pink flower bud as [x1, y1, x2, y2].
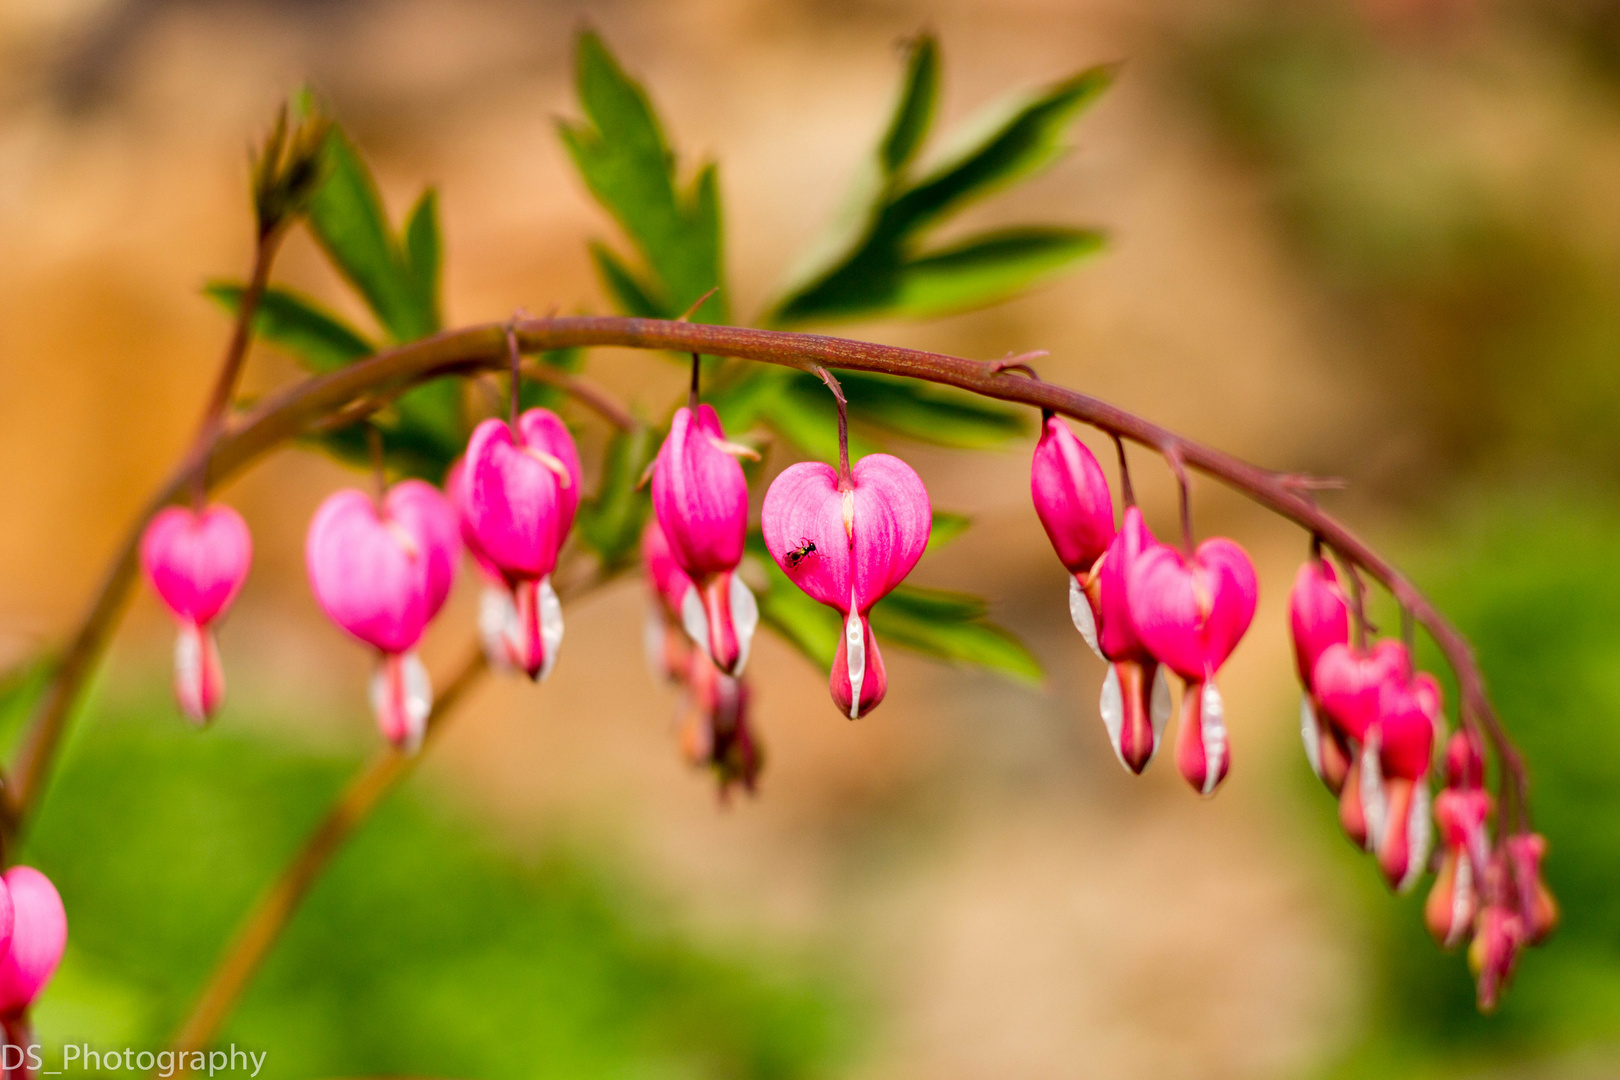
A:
[464, 410, 582, 581]
[1428, 777, 1491, 949]
[306, 483, 461, 750]
[1089, 508, 1172, 774]
[1031, 419, 1115, 651]
[1126, 537, 1258, 796]
[1427, 847, 1479, 950]
[139, 504, 253, 724]
[679, 648, 762, 798]
[1506, 832, 1559, 946]
[653, 405, 756, 675]
[762, 453, 931, 718]
[447, 457, 523, 672]
[0, 867, 65, 1018]
[463, 410, 580, 680]
[445, 458, 506, 584]
[1445, 728, 1486, 790]
[1312, 640, 1411, 744]
[1469, 898, 1523, 1014]
[1288, 559, 1352, 791]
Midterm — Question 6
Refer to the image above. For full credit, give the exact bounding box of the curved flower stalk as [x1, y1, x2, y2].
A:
[463, 408, 582, 680]
[1288, 557, 1351, 791]
[0, 867, 66, 1020]
[763, 454, 931, 718]
[1127, 537, 1258, 795]
[652, 404, 758, 676]
[1313, 639, 1411, 847]
[139, 504, 253, 724]
[1030, 415, 1115, 657]
[306, 482, 461, 750]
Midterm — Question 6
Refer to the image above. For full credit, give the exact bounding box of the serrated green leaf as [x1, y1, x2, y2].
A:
[894, 226, 1104, 318]
[306, 131, 434, 342]
[560, 32, 727, 321]
[870, 586, 1043, 684]
[205, 282, 373, 373]
[927, 511, 971, 552]
[811, 370, 1027, 449]
[881, 35, 940, 177]
[403, 189, 443, 330]
[578, 427, 655, 566]
[589, 241, 670, 318]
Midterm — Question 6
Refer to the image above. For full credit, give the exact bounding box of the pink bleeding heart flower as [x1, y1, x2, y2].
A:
[1428, 735, 1492, 949]
[447, 458, 521, 673]
[1312, 639, 1412, 847]
[1289, 558, 1352, 792]
[1030, 416, 1115, 656]
[0, 867, 65, 1019]
[652, 405, 757, 676]
[139, 503, 253, 724]
[1366, 671, 1439, 892]
[1126, 537, 1258, 796]
[1089, 507, 1172, 775]
[641, 518, 697, 684]
[464, 409, 582, 680]
[307, 482, 461, 751]
[1506, 832, 1559, 947]
[763, 454, 931, 719]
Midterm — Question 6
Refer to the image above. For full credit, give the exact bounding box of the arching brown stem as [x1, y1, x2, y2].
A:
[6, 316, 1530, 852]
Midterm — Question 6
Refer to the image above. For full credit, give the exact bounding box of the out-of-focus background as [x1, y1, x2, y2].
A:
[3, 0, 1620, 1076]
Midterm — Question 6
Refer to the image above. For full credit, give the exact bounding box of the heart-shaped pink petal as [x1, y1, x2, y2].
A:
[464, 409, 580, 582]
[0, 866, 64, 1018]
[140, 504, 253, 626]
[1288, 558, 1349, 690]
[446, 457, 505, 583]
[1313, 639, 1411, 743]
[306, 489, 432, 655]
[1030, 416, 1115, 576]
[387, 479, 461, 621]
[1126, 538, 1258, 681]
[652, 404, 748, 579]
[1096, 507, 1156, 663]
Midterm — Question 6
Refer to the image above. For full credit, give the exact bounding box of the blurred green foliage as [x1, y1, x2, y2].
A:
[1313, 491, 1620, 1076]
[21, 704, 857, 1078]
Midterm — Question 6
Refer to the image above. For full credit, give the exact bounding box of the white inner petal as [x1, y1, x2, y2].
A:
[1450, 852, 1475, 947]
[1360, 735, 1387, 853]
[844, 589, 865, 720]
[1099, 665, 1126, 771]
[1068, 578, 1102, 659]
[729, 574, 759, 675]
[680, 583, 709, 660]
[1150, 666, 1172, 742]
[1300, 695, 1324, 781]
[538, 575, 565, 682]
[1398, 781, 1433, 894]
[1200, 681, 1227, 797]
[479, 586, 517, 671]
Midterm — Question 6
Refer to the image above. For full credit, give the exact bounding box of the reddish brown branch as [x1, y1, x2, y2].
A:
[9, 315, 1529, 850]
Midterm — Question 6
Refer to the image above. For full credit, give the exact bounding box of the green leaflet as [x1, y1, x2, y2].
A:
[559, 32, 727, 323]
[306, 129, 440, 343]
[767, 42, 1112, 326]
[204, 283, 373, 374]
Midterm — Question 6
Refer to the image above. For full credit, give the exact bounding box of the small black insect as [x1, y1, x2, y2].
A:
[784, 538, 820, 569]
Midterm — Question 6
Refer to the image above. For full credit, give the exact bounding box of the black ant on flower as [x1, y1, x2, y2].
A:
[783, 538, 820, 569]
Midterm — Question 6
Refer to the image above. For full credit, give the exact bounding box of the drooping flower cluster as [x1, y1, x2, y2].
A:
[1286, 556, 1556, 1009]
[1031, 417, 1256, 794]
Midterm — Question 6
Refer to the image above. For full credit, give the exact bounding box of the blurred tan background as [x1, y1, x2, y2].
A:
[6, 0, 1618, 1076]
